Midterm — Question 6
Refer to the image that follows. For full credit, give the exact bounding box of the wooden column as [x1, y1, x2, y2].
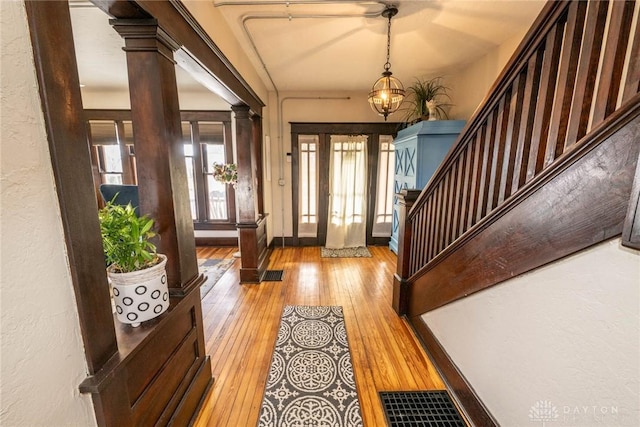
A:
[25, 0, 118, 375]
[393, 189, 421, 315]
[233, 105, 269, 283]
[112, 19, 198, 294]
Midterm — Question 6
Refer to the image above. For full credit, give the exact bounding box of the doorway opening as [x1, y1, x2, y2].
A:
[291, 122, 399, 247]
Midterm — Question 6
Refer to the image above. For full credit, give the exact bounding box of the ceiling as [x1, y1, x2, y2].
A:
[214, 0, 545, 92]
[69, 3, 210, 93]
[70, 0, 545, 96]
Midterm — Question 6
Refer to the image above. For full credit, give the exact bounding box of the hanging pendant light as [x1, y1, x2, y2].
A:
[368, 5, 404, 121]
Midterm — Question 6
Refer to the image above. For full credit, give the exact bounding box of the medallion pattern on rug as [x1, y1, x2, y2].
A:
[258, 305, 363, 427]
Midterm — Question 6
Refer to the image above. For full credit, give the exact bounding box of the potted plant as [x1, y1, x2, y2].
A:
[99, 201, 169, 327]
[403, 76, 452, 123]
[212, 162, 238, 187]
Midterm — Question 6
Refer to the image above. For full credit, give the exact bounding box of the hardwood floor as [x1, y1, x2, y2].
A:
[194, 246, 445, 426]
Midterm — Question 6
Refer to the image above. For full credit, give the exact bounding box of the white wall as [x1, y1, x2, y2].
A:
[0, 1, 96, 426]
[447, 28, 532, 121]
[423, 239, 640, 426]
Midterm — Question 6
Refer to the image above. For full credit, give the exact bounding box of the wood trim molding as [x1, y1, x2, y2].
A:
[195, 237, 239, 247]
[167, 0, 264, 111]
[85, 109, 232, 122]
[194, 222, 237, 231]
[409, 316, 498, 427]
[290, 122, 401, 135]
[145, 0, 264, 113]
[270, 237, 296, 247]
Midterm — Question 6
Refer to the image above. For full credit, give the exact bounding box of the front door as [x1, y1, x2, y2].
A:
[291, 122, 398, 247]
[325, 135, 368, 248]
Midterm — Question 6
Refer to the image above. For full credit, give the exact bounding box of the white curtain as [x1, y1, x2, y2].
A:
[326, 135, 368, 249]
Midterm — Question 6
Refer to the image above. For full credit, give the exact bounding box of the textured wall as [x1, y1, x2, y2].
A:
[423, 239, 640, 426]
[0, 1, 96, 425]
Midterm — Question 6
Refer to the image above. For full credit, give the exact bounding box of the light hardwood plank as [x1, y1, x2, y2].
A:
[194, 246, 445, 426]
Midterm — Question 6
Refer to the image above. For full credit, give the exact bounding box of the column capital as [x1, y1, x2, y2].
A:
[231, 103, 251, 119]
[110, 19, 179, 61]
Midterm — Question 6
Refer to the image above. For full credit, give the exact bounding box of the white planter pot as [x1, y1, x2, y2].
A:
[107, 254, 169, 327]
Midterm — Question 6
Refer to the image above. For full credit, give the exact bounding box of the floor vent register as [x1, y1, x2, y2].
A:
[379, 390, 466, 427]
[262, 270, 285, 282]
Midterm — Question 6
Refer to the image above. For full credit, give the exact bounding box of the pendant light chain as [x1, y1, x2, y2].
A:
[384, 12, 392, 72]
[368, 5, 404, 120]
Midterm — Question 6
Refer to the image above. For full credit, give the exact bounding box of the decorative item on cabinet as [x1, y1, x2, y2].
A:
[403, 76, 452, 123]
[389, 120, 466, 254]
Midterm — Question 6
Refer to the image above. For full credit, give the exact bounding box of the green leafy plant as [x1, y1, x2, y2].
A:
[212, 162, 238, 186]
[402, 76, 452, 123]
[99, 200, 159, 273]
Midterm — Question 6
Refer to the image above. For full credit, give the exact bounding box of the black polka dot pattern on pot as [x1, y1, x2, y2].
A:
[127, 312, 138, 321]
[113, 288, 120, 297]
[116, 305, 123, 314]
[151, 290, 161, 299]
[135, 285, 147, 295]
[161, 274, 166, 284]
[138, 302, 149, 311]
[123, 297, 133, 306]
[154, 304, 163, 314]
[163, 292, 168, 301]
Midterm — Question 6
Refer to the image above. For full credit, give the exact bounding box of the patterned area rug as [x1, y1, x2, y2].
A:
[321, 247, 372, 258]
[258, 306, 363, 427]
[198, 258, 235, 299]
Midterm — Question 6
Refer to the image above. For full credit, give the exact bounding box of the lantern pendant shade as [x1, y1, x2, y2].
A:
[368, 71, 405, 121]
[368, 5, 404, 121]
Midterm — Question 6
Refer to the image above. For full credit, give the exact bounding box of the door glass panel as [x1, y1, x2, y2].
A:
[298, 135, 319, 237]
[326, 135, 368, 249]
[373, 135, 395, 236]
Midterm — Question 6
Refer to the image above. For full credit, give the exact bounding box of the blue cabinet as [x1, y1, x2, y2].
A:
[389, 120, 465, 254]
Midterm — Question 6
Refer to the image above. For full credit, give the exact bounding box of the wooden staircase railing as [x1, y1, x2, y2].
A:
[393, 0, 640, 315]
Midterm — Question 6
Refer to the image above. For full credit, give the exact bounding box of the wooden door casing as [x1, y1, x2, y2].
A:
[290, 122, 400, 247]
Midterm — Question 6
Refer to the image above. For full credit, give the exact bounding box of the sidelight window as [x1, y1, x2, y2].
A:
[372, 135, 395, 236]
[298, 135, 319, 237]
